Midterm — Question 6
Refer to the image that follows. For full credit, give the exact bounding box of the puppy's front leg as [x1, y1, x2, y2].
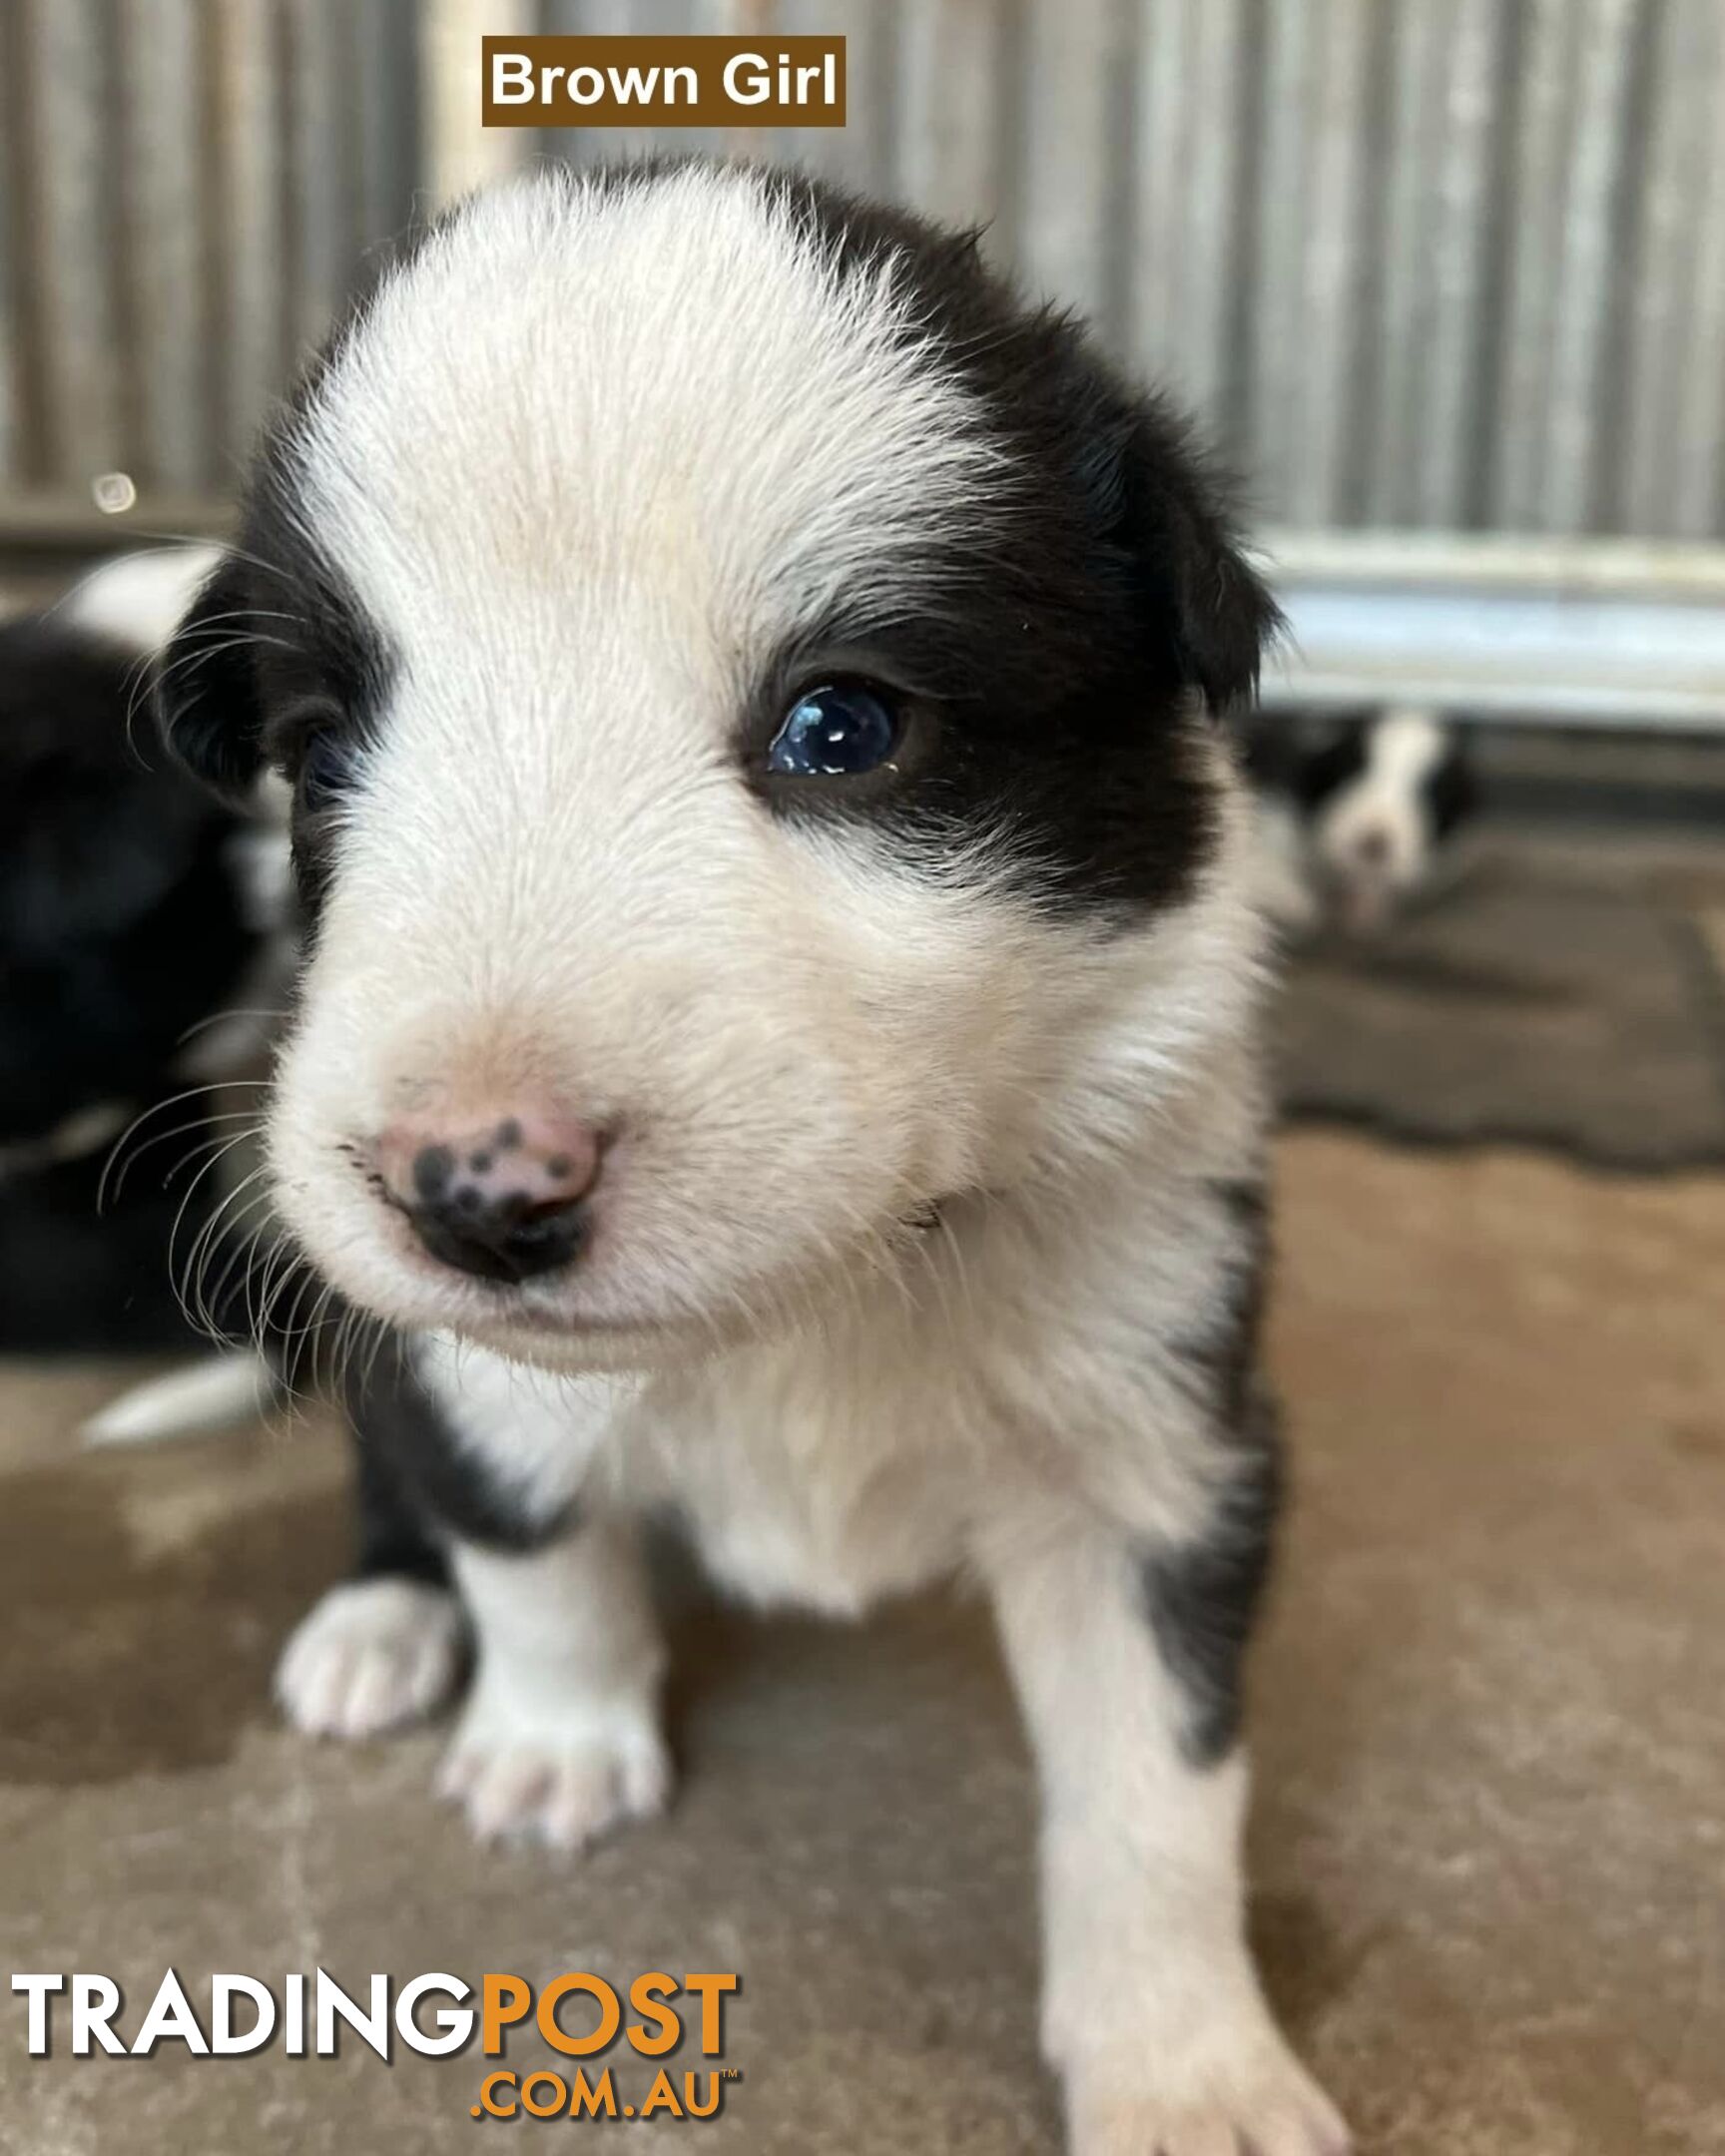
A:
[399, 1338, 670, 1852]
[440, 1515, 670, 1851]
[985, 1502, 1348, 2156]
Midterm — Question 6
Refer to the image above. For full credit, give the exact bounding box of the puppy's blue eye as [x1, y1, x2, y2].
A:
[767, 682, 900, 779]
[299, 735, 354, 811]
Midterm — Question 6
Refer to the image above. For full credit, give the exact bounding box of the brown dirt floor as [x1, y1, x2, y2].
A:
[2, 1130, 1722, 2155]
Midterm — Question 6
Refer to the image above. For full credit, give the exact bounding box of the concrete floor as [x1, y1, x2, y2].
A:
[1, 1130, 1722, 2154]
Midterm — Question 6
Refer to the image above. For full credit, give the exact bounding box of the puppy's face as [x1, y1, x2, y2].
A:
[161, 165, 1274, 1367]
[1304, 710, 1477, 934]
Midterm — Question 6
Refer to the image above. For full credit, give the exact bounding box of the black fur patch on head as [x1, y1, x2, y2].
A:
[155, 207, 414, 822]
[162, 160, 1276, 928]
[1290, 711, 1480, 846]
[1141, 1173, 1281, 1767]
[345, 1338, 577, 1558]
[1428, 733, 1480, 839]
[154, 447, 393, 926]
[755, 170, 1279, 916]
[1290, 720, 1370, 812]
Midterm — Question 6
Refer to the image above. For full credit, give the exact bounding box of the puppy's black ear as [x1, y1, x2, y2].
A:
[155, 551, 269, 802]
[1116, 403, 1283, 718]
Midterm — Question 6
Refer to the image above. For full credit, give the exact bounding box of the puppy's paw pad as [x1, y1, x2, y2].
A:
[277, 1577, 464, 1740]
[437, 1707, 670, 1852]
[1072, 2049, 1349, 2156]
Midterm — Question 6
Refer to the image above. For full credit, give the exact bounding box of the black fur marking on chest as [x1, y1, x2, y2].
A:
[345, 1341, 577, 1563]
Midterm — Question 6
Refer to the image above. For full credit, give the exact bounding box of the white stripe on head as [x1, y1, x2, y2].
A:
[1366, 706, 1448, 790]
[1311, 707, 1453, 928]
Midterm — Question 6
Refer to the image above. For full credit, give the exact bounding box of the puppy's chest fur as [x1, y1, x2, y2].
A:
[633, 1356, 989, 1611]
[417, 1161, 1261, 1615]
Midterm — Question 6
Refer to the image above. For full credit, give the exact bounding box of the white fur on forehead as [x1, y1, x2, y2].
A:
[290, 164, 1004, 639]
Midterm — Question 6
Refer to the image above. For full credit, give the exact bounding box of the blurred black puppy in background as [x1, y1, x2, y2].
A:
[0, 550, 281, 1377]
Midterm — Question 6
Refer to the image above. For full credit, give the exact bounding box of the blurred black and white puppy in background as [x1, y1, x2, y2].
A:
[1246, 705, 1480, 935]
[160, 162, 1351, 2155]
[0, 549, 287, 1427]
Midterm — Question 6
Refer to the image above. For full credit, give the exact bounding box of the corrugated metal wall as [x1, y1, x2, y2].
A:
[4, 0, 1725, 544]
[0, 0, 421, 510]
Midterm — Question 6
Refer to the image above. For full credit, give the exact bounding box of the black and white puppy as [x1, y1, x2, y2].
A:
[160, 163, 1349, 2156]
[1248, 706, 1479, 934]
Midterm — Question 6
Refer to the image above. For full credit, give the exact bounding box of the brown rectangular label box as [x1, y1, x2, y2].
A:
[482, 36, 847, 129]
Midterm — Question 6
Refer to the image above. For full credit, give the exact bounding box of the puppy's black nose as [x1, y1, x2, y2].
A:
[408, 1182, 588, 1284]
[377, 1111, 599, 1284]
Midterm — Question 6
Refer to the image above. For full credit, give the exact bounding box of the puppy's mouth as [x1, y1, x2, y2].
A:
[343, 1174, 660, 1333]
[302, 1147, 947, 1362]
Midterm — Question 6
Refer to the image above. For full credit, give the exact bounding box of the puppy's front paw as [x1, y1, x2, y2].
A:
[1067, 2026, 1349, 2156]
[277, 1576, 465, 1739]
[437, 1683, 671, 1852]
